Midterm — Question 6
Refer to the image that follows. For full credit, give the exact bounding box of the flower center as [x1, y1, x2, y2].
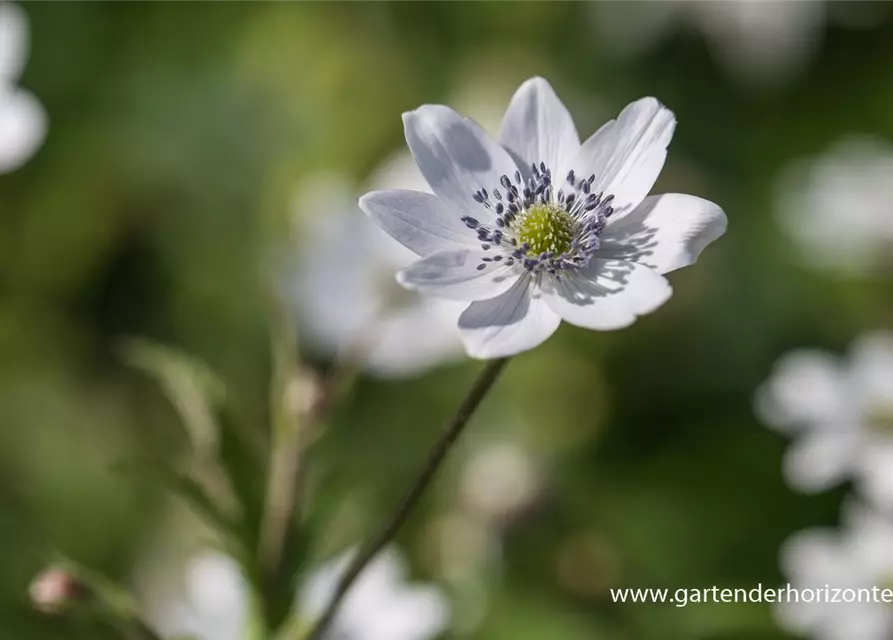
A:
[516, 203, 575, 256]
[463, 162, 616, 276]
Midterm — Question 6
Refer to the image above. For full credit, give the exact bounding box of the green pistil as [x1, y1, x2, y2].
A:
[516, 204, 575, 255]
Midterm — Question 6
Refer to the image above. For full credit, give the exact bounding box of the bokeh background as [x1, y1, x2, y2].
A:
[4, 2, 893, 639]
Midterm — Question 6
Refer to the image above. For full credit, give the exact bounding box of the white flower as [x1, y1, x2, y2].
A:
[140, 548, 449, 640]
[591, 1, 825, 86]
[299, 548, 449, 640]
[777, 502, 893, 640]
[290, 165, 465, 377]
[756, 333, 893, 510]
[361, 77, 726, 359]
[776, 136, 893, 276]
[0, 2, 46, 173]
[143, 551, 248, 640]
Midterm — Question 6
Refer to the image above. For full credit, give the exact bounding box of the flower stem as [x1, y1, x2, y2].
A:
[305, 357, 511, 640]
[257, 295, 305, 634]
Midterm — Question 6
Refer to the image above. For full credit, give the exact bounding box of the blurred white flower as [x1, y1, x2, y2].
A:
[142, 551, 248, 640]
[300, 548, 449, 640]
[756, 333, 893, 510]
[362, 77, 726, 358]
[591, 1, 825, 86]
[0, 2, 46, 173]
[458, 439, 542, 523]
[776, 136, 893, 275]
[289, 163, 465, 378]
[140, 547, 449, 640]
[778, 502, 893, 640]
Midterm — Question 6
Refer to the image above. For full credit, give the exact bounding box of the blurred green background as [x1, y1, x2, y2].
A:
[3, 2, 893, 639]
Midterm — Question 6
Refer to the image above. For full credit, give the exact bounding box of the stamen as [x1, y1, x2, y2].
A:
[466, 160, 615, 275]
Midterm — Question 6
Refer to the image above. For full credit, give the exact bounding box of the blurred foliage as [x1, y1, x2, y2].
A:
[3, 2, 893, 639]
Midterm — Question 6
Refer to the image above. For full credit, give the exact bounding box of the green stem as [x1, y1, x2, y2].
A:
[257, 295, 303, 634]
[306, 357, 511, 640]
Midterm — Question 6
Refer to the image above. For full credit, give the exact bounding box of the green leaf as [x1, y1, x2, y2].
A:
[113, 459, 245, 547]
[217, 407, 267, 551]
[118, 337, 225, 461]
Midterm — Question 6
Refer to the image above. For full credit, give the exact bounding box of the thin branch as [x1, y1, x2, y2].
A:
[306, 357, 511, 640]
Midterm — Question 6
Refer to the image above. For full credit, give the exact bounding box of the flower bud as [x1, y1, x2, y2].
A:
[29, 566, 87, 614]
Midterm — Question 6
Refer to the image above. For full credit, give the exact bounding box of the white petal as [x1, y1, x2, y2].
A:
[397, 249, 518, 301]
[0, 87, 46, 173]
[782, 429, 858, 493]
[499, 77, 579, 180]
[0, 3, 28, 84]
[849, 332, 893, 411]
[298, 553, 352, 622]
[755, 350, 850, 433]
[350, 576, 448, 640]
[403, 105, 520, 217]
[301, 548, 449, 640]
[366, 298, 465, 377]
[598, 194, 727, 274]
[542, 259, 671, 331]
[291, 176, 464, 376]
[340, 549, 406, 619]
[844, 498, 893, 572]
[776, 529, 847, 634]
[185, 553, 248, 617]
[457, 277, 561, 359]
[694, 1, 824, 87]
[571, 97, 675, 215]
[856, 440, 893, 514]
[360, 189, 479, 256]
[290, 177, 402, 355]
[827, 607, 893, 640]
[780, 529, 842, 586]
[361, 587, 449, 640]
